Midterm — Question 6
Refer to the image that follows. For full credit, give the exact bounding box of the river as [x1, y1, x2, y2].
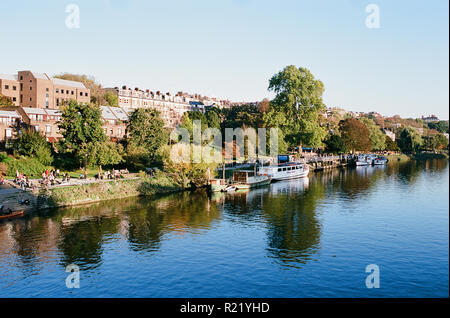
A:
[0, 159, 448, 297]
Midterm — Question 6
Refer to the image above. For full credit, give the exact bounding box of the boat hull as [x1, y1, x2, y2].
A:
[235, 178, 271, 190]
[0, 210, 24, 220]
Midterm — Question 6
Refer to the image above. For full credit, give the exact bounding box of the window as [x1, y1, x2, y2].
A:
[56, 98, 59, 106]
[46, 88, 49, 92]
[66, 90, 69, 94]
[56, 88, 59, 93]
[110, 129, 113, 135]
[71, 91, 74, 95]
[85, 93, 88, 97]
[34, 126, 39, 132]
[30, 86, 32, 90]
[80, 92, 82, 96]
[20, 83, 23, 91]
[12, 86, 16, 91]
[29, 97, 32, 101]
[5, 129, 12, 138]
[4, 85, 9, 89]
[12, 97, 16, 102]
[20, 76, 23, 80]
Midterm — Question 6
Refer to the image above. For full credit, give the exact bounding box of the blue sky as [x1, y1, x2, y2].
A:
[1, 0, 448, 119]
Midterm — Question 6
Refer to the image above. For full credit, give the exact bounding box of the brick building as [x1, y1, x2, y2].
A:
[0, 71, 90, 109]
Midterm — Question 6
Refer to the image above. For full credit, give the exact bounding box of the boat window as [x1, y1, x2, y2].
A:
[278, 168, 282, 172]
[283, 168, 286, 171]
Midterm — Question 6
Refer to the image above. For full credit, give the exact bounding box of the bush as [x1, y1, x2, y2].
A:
[5, 157, 47, 177]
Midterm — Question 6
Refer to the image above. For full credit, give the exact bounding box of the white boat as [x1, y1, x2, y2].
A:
[259, 162, 309, 181]
[233, 170, 271, 190]
[355, 155, 371, 166]
[373, 156, 388, 165]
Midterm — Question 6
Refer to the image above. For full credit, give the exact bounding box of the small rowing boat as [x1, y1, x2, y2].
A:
[0, 210, 24, 221]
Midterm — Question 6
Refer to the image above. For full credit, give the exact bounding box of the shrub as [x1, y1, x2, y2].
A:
[5, 157, 47, 177]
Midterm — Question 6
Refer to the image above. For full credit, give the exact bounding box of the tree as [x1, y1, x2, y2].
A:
[257, 98, 270, 113]
[397, 127, 423, 153]
[339, 118, 372, 153]
[87, 141, 124, 170]
[0, 94, 14, 107]
[58, 101, 107, 169]
[13, 128, 53, 165]
[359, 117, 386, 151]
[385, 136, 399, 151]
[432, 134, 449, 150]
[268, 65, 327, 149]
[428, 121, 449, 134]
[324, 134, 346, 154]
[104, 91, 119, 107]
[127, 108, 168, 165]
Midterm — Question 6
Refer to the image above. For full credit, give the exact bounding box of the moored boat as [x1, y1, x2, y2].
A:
[209, 178, 228, 192]
[355, 154, 371, 166]
[373, 156, 388, 165]
[233, 170, 271, 190]
[259, 162, 309, 181]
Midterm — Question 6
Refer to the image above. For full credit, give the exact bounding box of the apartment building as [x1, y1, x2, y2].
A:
[0, 109, 22, 142]
[100, 106, 128, 140]
[17, 107, 63, 142]
[0, 71, 90, 109]
[105, 86, 234, 128]
[0, 74, 20, 106]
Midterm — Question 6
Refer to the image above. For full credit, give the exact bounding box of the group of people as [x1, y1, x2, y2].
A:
[15, 171, 33, 191]
[41, 169, 72, 186]
[95, 168, 129, 180]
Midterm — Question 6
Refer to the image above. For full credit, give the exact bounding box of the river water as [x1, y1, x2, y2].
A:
[0, 159, 448, 297]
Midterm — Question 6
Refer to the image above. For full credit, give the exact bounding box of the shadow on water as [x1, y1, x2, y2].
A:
[0, 159, 447, 274]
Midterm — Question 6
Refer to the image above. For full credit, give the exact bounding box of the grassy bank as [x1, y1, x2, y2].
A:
[42, 174, 182, 208]
[386, 153, 410, 162]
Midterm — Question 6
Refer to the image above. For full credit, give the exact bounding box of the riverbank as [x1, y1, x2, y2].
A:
[0, 174, 183, 214]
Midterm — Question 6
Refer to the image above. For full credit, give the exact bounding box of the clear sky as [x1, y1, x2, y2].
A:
[1, 0, 448, 119]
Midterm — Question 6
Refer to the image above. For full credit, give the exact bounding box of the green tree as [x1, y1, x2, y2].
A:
[268, 65, 327, 149]
[324, 134, 346, 154]
[13, 128, 53, 165]
[385, 136, 399, 151]
[359, 117, 386, 150]
[0, 94, 14, 107]
[58, 101, 107, 169]
[88, 141, 124, 171]
[397, 127, 423, 153]
[104, 91, 119, 107]
[339, 118, 372, 153]
[127, 108, 168, 165]
[432, 134, 449, 150]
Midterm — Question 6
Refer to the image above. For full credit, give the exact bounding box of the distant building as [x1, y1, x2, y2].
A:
[383, 129, 396, 141]
[421, 115, 439, 123]
[0, 71, 90, 109]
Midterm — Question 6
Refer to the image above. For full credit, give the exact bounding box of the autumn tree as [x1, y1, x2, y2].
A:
[0, 94, 14, 107]
[339, 118, 372, 153]
[359, 117, 386, 151]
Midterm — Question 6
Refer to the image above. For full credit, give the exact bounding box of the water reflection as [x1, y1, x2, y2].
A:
[0, 159, 447, 277]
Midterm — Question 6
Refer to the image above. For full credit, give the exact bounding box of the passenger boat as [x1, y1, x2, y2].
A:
[233, 170, 271, 190]
[373, 156, 388, 165]
[0, 210, 24, 221]
[259, 162, 309, 181]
